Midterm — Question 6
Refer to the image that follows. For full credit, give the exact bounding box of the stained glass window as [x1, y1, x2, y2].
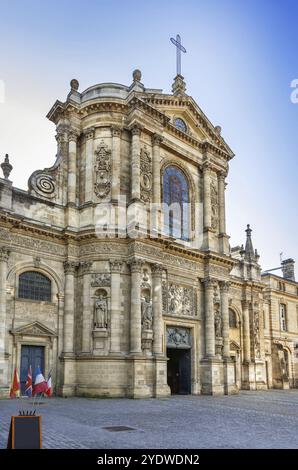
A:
[19, 271, 51, 302]
[174, 118, 187, 133]
[163, 166, 189, 240]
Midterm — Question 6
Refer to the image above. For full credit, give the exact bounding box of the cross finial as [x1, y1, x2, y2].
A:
[170, 34, 186, 76]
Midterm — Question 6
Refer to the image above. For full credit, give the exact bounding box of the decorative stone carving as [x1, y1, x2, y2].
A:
[211, 180, 218, 230]
[163, 282, 196, 317]
[160, 279, 166, 308]
[34, 256, 41, 268]
[1, 154, 13, 179]
[80, 261, 93, 274]
[111, 125, 122, 137]
[94, 140, 111, 199]
[63, 261, 79, 274]
[214, 303, 222, 338]
[141, 295, 153, 330]
[141, 268, 151, 289]
[83, 127, 95, 140]
[0, 246, 10, 262]
[109, 260, 123, 273]
[94, 293, 108, 329]
[140, 146, 152, 203]
[253, 306, 261, 359]
[128, 258, 143, 273]
[30, 173, 56, 198]
[91, 273, 111, 287]
[167, 327, 191, 348]
[152, 134, 163, 146]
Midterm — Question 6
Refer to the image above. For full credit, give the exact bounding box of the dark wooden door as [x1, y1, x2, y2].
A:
[20, 346, 45, 395]
[179, 350, 191, 394]
[167, 348, 191, 395]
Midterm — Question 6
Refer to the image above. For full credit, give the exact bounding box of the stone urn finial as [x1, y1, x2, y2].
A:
[1, 154, 13, 179]
[132, 69, 142, 82]
[70, 78, 79, 91]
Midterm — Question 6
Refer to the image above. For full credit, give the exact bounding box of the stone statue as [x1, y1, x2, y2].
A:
[95, 294, 108, 328]
[141, 296, 153, 330]
[214, 305, 222, 338]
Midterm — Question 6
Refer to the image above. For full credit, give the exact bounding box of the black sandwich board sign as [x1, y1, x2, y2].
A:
[7, 415, 42, 449]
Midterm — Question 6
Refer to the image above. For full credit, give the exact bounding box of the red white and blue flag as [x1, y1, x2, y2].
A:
[33, 366, 48, 396]
[25, 365, 32, 397]
[45, 371, 52, 397]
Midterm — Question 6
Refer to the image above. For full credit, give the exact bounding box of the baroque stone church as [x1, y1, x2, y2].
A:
[0, 70, 297, 398]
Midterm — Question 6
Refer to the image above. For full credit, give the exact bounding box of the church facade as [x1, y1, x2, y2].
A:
[0, 70, 297, 398]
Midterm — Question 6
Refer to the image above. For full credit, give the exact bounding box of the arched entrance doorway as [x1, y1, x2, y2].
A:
[166, 326, 191, 395]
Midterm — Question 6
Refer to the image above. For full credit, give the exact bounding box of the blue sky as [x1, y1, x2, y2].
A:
[0, 0, 297, 272]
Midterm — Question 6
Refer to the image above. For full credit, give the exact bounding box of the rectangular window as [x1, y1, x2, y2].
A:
[280, 304, 287, 332]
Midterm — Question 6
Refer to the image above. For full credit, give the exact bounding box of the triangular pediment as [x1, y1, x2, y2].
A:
[11, 321, 57, 337]
[142, 93, 234, 159]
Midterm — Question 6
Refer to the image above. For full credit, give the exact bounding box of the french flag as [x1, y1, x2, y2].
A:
[33, 366, 48, 396]
[45, 371, 52, 397]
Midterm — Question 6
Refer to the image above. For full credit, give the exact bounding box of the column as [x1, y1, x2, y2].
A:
[111, 126, 122, 202]
[203, 163, 212, 229]
[203, 278, 216, 357]
[109, 260, 123, 354]
[242, 300, 251, 362]
[129, 258, 143, 354]
[130, 124, 142, 201]
[152, 263, 163, 356]
[0, 246, 10, 365]
[63, 261, 78, 354]
[152, 134, 163, 204]
[220, 281, 230, 358]
[83, 127, 95, 203]
[218, 172, 227, 235]
[81, 261, 93, 353]
[67, 130, 79, 206]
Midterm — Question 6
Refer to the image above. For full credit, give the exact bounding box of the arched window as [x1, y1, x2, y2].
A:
[18, 271, 51, 302]
[163, 166, 190, 240]
[229, 309, 237, 328]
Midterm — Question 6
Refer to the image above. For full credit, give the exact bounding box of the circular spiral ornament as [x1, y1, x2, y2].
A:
[30, 172, 56, 198]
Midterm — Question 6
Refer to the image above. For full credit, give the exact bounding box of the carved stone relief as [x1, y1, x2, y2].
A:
[91, 273, 111, 287]
[211, 180, 218, 230]
[94, 140, 111, 199]
[167, 327, 191, 348]
[140, 146, 152, 203]
[162, 282, 196, 317]
[253, 305, 261, 359]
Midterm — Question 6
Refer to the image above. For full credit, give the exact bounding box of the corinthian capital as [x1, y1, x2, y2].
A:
[202, 277, 217, 289]
[127, 257, 143, 273]
[80, 261, 93, 274]
[111, 125, 122, 137]
[130, 124, 143, 136]
[152, 133, 163, 146]
[109, 259, 123, 273]
[151, 263, 163, 276]
[83, 127, 95, 140]
[219, 280, 230, 292]
[0, 246, 10, 262]
[68, 129, 80, 143]
[63, 260, 79, 274]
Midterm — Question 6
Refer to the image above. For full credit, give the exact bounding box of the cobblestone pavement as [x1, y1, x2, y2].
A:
[1, 390, 298, 449]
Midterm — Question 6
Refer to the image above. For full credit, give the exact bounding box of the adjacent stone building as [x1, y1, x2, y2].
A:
[0, 70, 297, 398]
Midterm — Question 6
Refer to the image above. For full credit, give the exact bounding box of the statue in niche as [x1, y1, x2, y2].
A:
[141, 295, 153, 330]
[214, 304, 222, 338]
[94, 293, 108, 329]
